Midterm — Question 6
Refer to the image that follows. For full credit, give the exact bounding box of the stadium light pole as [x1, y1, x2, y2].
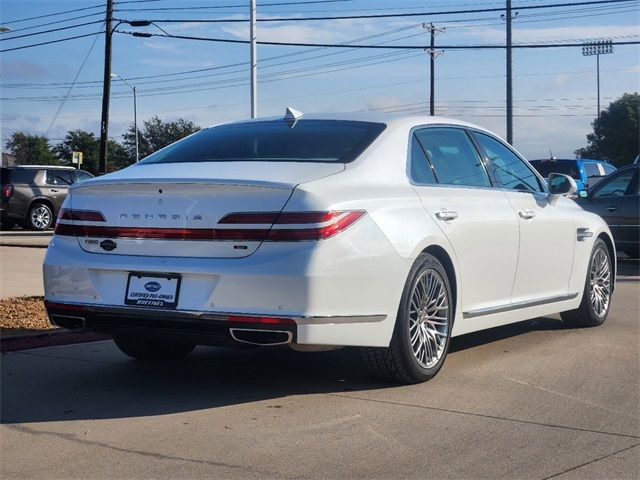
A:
[111, 73, 139, 163]
[582, 40, 614, 119]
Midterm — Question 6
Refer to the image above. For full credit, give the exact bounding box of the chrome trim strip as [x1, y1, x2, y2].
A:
[295, 314, 387, 325]
[463, 292, 579, 319]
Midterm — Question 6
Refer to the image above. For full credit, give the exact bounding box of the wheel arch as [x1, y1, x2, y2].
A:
[26, 197, 55, 226]
[597, 232, 616, 292]
[421, 244, 458, 321]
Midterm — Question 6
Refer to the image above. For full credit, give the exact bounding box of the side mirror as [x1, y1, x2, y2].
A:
[578, 189, 589, 198]
[547, 173, 577, 205]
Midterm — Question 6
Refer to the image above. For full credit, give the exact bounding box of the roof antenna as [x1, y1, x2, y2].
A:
[284, 107, 303, 128]
[549, 149, 556, 160]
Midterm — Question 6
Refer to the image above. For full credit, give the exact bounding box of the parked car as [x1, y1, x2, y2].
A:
[575, 164, 639, 258]
[1, 166, 94, 231]
[44, 112, 615, 383]
[529, 158, 616, 193]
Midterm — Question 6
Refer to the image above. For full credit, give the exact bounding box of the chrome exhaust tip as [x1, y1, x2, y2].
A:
[229, 328, 292, 346]
[49, 314, 86, 330]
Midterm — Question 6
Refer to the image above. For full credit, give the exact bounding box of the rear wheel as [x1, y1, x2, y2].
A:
[361, 253, 453, 383]
[113, 332, 196, 360]
[27, 203, 53, 230]
[561, 238, 612, 328]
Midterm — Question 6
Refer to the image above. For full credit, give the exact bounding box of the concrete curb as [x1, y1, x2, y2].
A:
[1, 330, 110, 352]
[0, 242, 49, 249]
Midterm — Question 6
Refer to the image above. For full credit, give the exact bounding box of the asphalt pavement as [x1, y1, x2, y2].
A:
[1, 280, 638, 479]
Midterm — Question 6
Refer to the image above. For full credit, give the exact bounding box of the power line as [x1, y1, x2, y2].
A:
[125, 0, 638, 23]
[1, 4, 104, 25]
[3, 12, 105, 34]
[0, 32, 105, 53]
[116, 0, 358, 11]
[114, 29, 640, 50]
[0, 20, 106, 42]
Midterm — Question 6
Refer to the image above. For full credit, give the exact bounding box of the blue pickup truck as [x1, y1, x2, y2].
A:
[529, 158, 616, 193]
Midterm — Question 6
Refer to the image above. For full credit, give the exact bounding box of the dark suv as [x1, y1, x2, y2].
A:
[1, 166, 94, 230]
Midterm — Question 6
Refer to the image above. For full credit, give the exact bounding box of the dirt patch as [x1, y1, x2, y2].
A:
[0, 296, 55, 337]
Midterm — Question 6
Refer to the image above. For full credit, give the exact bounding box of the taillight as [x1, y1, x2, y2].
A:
[1, 183, 13, 198]
[227, 315, 296, 326]
[58, 209, 106, 222]
[219, 210, 366, 241]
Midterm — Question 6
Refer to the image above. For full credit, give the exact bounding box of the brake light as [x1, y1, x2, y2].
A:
[1, 183, 13, 198]
[58, 209, 106, 222]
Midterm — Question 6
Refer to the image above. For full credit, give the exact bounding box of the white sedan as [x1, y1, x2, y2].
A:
[43, 111, 615, 383]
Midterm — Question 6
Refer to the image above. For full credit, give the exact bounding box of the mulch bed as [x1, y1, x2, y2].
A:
[0, 296, 109, 352]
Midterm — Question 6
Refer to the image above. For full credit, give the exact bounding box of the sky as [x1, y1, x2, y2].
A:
[1, 0, 639, 160]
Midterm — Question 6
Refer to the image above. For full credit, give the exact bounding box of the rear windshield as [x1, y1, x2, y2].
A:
[139, 119, 387, 164]
[530, 160, 580, 180]
[1, 168, 37, 184]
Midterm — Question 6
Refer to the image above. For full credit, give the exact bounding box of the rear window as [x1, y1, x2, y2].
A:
[2, 168, 37, 184]
[139, 120, 387, 164]
[530, 160, 580, 180]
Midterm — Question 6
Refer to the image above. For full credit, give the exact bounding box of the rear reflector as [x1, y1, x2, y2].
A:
[219, 211, 343, 225]
[228, 315, 296, 326]
[58, 209, 106, 222]
[1, 183, 14, 198]
[44, 301, 86, 312]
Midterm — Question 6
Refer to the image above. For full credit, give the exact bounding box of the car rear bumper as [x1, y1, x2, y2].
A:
[43, 220, 408, 347]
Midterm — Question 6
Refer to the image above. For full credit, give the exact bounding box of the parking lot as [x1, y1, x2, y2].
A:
[1, 251, 638, 479]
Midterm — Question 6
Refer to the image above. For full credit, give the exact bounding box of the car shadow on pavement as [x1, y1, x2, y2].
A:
[617, 256, 640, 279]
[1, 317, 568, 425]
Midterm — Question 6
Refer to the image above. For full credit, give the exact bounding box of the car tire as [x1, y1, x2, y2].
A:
[27, 203, 54, 231]
[623, 247, 639, 259]
[113, 333, 196, 360]
[361, 253, 453, 383]
[561, 238, 613, 328]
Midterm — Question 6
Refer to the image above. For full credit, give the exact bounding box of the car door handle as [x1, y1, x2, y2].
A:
[606, 205, 617, 212]
[518, 210, 536, 220]
[435, 210, 458, 221]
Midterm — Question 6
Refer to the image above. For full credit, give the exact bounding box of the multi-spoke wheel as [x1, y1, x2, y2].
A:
[361, 253, 453, 383]
[561, 238, 613, 328]
[27, 203, 53, 231]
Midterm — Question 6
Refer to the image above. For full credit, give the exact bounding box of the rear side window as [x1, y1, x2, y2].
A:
[46, 170, 73, 186]
[584, 163, 601, 178]
[73, 171, 93, 183]
[5, 169, 37, 184]
[409, 135, 436, 184]
[531, 160, 580, 180]
[602, 164, 616, 175]
[414, 128, 490, 187]
[140, 120, 387, 164]
[473, 132, 542, 192]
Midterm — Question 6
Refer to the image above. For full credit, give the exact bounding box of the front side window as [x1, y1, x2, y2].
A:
[45, 170, 73, 186]
[139, 120, 386, 164]
[602, 164, 616, 175]
[592, 169, 637, 198]
[474, 132, 542, 192]
[73, 171, 93, 183]
[414, 128, 490, 187]
[584, 163, 602, 178]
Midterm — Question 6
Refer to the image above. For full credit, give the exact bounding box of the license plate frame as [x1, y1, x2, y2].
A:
[125, 272, 181, 309]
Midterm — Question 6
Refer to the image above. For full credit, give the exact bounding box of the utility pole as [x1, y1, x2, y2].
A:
[250, 0, 257, 118]
[423, 23, 445, 116]
[501, 1, 517, 145]
[98, 0, 113, 174]
[582, 40, 613, 119]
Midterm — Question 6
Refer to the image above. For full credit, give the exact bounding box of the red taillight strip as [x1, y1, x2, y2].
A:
[228, 315, 296, 326]
[58, 209, 106, 222]
[265, 211, 365, 241]
[44, 301, 86, 312]
[55, 225, 269, 241]
[219, 211, 344, 225]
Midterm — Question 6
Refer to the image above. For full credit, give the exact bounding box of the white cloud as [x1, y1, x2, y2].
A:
[142, 41, 180, 52]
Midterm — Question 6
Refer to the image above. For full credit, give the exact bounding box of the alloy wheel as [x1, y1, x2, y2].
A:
[590, 247, 611, 318]
[408, 269, 450, 369]
[31, 205, 51, 230]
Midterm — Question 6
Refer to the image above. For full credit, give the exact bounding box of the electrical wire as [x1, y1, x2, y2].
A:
[1, 4, 104, 25]
[0, 32, 105, 53]
[0, 20, 107, 42]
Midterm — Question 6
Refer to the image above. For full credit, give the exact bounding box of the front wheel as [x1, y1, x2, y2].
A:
[361, 253, 453, 383]
[561, 238, 613, 328]
[113, 333, 196, 360]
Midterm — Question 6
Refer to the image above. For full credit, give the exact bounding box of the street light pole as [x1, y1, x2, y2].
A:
[582, 40, 613, 119]
[112, 73, 139, 162]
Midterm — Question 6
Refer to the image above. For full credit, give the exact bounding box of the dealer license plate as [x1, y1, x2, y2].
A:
[125, 273, 181, 309]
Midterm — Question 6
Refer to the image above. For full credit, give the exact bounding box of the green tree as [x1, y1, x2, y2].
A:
[574, 93, 640, 167]
[122, 116, 201, 161]
[106, 140, 132, 173]
[53, 129, 100, 173]
[5, 132, 58, 165]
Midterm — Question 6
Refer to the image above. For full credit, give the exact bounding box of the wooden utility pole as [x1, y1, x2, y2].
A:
[98, 0, 113, 174]
[423, 23, 445, 116]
